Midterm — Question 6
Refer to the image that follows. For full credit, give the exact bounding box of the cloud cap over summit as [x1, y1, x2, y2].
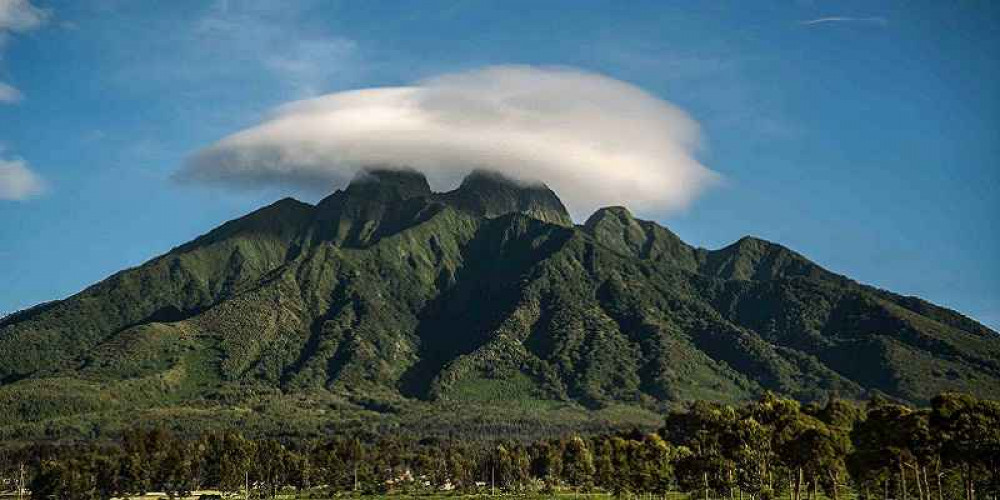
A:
[179, 65, 719, 219]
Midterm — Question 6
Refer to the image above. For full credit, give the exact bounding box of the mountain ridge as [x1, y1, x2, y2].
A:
[1, 168, 996, 440]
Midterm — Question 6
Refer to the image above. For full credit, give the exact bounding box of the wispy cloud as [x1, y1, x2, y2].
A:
[0, 156, 46, 201]
[189, 0, 360, 98]
[0, 0, 50, 103]
[800, 16, 888, 26]
[0, 0, 48, 32]
[0, 80, 21, 103]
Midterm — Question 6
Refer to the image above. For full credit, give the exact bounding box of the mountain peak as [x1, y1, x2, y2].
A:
[458, 169, 531, 189]
[701, 235, 839, 282]
[310, 168, 433, 246]
[583, 206, 634, 228]
[583, 205, 700, 268]
[347, 167, 432, 199]
[439, 169, 573, 226]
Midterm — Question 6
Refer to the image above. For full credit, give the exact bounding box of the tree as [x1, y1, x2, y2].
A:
[729, 417, 772, 499]
[530, 441, 562, 487]
[592, 437, 616, 490]
[665, 400, 738, 498]
[561, 436, 595, 488]
[930, 393, 1000, 500]
[850, 399, 921, 500]
[208, 431, 254, 495]
[30, 458, 99, 500]
[160, 440, 199, 497]
[254, 439, 290, 498]
[640, 433, 677, 494]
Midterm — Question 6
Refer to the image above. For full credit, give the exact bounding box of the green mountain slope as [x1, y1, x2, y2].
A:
[1, 169, 996, 440]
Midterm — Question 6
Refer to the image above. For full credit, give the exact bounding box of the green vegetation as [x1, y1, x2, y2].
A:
[0, 169, 997, 440]
[2, 393, 997, 500]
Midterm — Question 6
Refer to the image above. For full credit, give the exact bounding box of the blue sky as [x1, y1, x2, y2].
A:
[0, 0, 997, 329]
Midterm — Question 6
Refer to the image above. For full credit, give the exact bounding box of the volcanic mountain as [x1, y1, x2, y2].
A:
[1, 169, 997, 439]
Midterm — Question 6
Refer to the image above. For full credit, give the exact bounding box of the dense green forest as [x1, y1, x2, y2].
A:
[3, 392, 997, 500]
[3, 170, 999, 443]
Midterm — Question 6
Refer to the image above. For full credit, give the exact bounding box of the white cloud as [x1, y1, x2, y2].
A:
[0, 0, 49, 104]
[0, 2, 48, 201]
[0, 0, 48, 32]
[180, 65, 719, 218]
[262, 38, 358, 97]
[800, 17, 887, 26]
[0, 157, 45, 200]
[192, 0, 359, 98]
[0, 80, 21, 102]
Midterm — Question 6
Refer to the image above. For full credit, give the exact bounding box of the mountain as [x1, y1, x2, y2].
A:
[1, 168, 997, 440]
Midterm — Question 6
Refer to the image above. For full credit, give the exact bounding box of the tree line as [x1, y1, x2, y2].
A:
[1, 392, 997, 499]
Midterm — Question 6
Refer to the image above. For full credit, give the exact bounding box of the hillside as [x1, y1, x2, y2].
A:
[1, 168, 997, 440]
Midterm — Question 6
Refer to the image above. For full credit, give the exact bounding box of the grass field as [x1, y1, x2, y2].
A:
[0, 491, 687, 500]
[0, 488, 855, 500]
[99, 495, 661, 500]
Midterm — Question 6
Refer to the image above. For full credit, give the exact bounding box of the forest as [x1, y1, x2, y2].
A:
[1, 392, 997, 500]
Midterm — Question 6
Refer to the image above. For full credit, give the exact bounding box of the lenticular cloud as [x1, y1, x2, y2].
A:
[179, 65, 719, 218]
